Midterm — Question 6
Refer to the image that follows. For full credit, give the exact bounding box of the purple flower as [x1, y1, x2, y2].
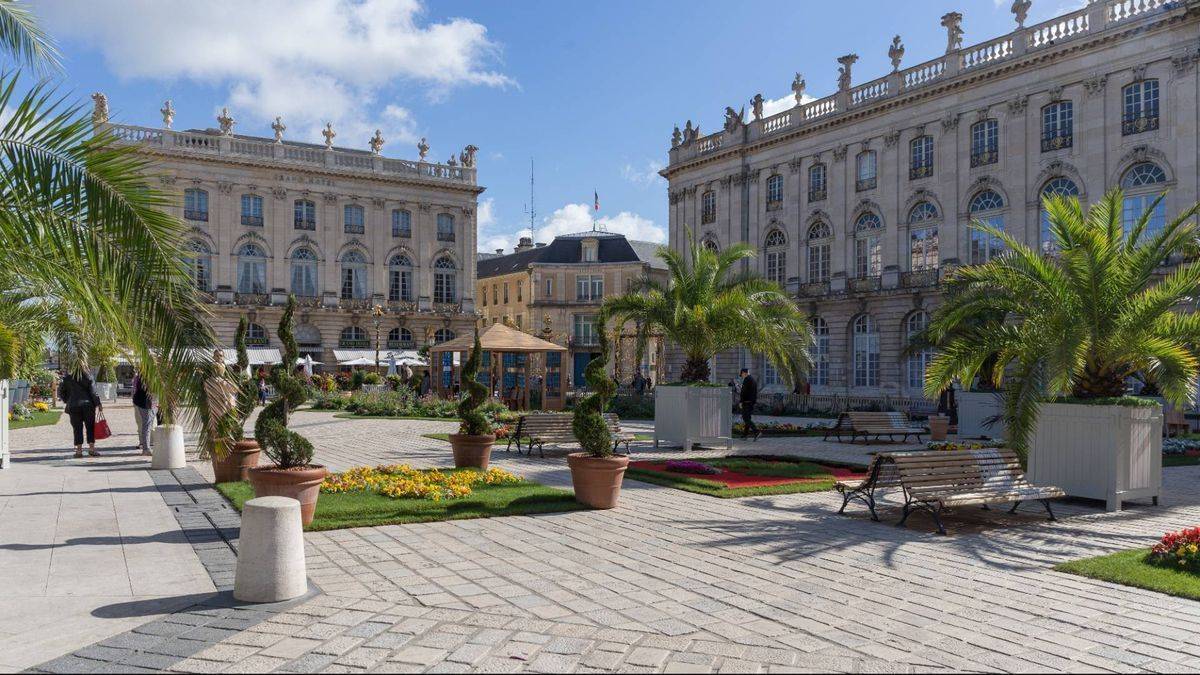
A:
[665, 460, 721, 475]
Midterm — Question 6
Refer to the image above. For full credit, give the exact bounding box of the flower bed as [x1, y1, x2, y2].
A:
[321, 464, 522, 500]
[627, 455, 866, 498]
[926, 439, 1004, 452]
[731, 421, 829, 437]
[1150, 527, 1200, 571]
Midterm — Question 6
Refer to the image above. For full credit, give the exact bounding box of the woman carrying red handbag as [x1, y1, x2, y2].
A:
[58, 370, 104, 458]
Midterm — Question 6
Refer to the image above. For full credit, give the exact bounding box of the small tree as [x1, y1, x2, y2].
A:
[457, 326, 493, 436]
[254, 296, 314, 468]
[572, 309, 617, 457]
[231, 317, 257, 436]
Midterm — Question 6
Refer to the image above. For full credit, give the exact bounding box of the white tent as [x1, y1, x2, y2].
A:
[339, 357, 376, 367]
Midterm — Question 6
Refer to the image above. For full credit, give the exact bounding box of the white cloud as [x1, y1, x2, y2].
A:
[761, 92, 814, 119]
[621, 160, 666, 188]
[476, 197, 496, 230]
[42, 0, 510, 152]
[480, 203, 666, 254]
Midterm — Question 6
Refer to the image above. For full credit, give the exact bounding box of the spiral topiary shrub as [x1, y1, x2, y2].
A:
[457, 327, 493, 436]
[572, 309, 616, 457]
[254, 295, 314, 469]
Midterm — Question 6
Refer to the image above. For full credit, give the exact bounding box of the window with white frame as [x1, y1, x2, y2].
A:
[910, 135, 933, 180]
[1122, 79, 1160, 135]
[907, 202, 939, 272]
[344, 205, 365, 234]
[236, 243, 267, 294]
[433, 256, 457, 303]
[183, 240, 212, 291]
[701, 190, 716, 223]
[436, 213, 455, 242]
[809, 316, 829, 386]
[573, 314, 598, 346]
[240, 194, 263, 226]
[340, 251, 368, 299]
[576, 274, 603, 301]
[766, 174, 784, 209]
[388, 254, 413, 302]
[852, 315, 879, 388]
[763, 229, 787, 285]
[1120, 162, 1167, 240]
[290, 247, 318, 297]
[968, 189, 1006, 264]
[806, 222, 831, 283]
[970, 119, 999, 167]
[762, 357, 781, 387]
[854, 212, 882, 278]
[808, 163, 827, 202]
[855, 151, 877, 191]
[294, 199, 316, 230]
[1041, 101, 1073, 152]
[906, 311, 933, 390]
[1039, 177, 1080, 254]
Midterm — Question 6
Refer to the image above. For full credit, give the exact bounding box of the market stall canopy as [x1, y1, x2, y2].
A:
[333, 349, 426, 366]
[432, 323, 567, 353]
[339, 357, 376, 366]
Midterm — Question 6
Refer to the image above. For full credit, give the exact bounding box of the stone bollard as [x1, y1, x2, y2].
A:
[150, 424, 186, 469]
[234, 496, 308, 603]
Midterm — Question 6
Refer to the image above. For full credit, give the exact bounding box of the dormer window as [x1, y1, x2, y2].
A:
[582, 239, 598, 262]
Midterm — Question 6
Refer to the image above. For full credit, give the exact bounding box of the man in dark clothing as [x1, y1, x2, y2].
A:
[739, 368, 760, 441]
[59, 371, 102, 458]
[132, 373, 154, 456]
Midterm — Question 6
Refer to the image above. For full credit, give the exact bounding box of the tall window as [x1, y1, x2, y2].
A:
[184, 188, 208, 222]
[573, 315, 598, 345]
[294, 199, 316, 230]
[1121, 162, 1168, 240]
[433, 256, 457, 303]
[808, 164, 827, 202]
[387, 327, 413, 348]
[240, 194, 263, 226]
[970, 119, 999, 167]
[908, 202, 939, 271]
[852, 315, 879, 388]
[290, 247, 318, 297]
[392, 209, 411, 237]
[764, 229, 787, 285]
[1039, 177, 1080, 254]
[236, 243, 267, 294]
[762, 358, 781, 387]
[183, 240, 212, 291]
[854, 212, 883, 278]
[245, 322, 268, 346]
[388, 254, 413, 302]
[340, 251, 368, 300]
[437, 213, 455, 241]
[576, 274, 603, 301]
[344, 204, 365, 234]
[339, 326, 367, 348]
[517, 281, 523, 302]
[905, 312, 933, 390]
[855, 151, 877, 191]
[968, 189, 1006, 264]
[910, 135, 933, 180]
[701, 190, 716, 223]
[1041, 101, 1073, 152]
[545, 277, 554, 298]
[807, 221, 831, 283]
[766, 174, 784, 209]
[1122, 79, 1160, 136]
[809, 317, 829, 386]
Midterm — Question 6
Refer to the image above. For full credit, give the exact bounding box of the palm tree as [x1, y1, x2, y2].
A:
[924, 188, 1200, 453]
[603, 228, 812, 385]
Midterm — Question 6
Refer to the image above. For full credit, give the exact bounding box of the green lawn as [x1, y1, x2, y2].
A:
[626, 457, 838, 498]
[1164, 454, 1200, 467]
[216, 476, 587, 532]
[9, 410, 62, 430]
[1055, 548, 1200, 601]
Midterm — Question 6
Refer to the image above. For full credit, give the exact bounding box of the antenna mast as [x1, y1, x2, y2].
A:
[522, 158, 536, 234]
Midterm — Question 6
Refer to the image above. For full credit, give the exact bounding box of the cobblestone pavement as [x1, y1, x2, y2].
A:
[25, 407, 1200, 672]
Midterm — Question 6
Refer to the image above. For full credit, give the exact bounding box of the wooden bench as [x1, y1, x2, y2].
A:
[505, 412, 635, 457]
[822, 411, 925, 443]
[838, 448, 1065, 535]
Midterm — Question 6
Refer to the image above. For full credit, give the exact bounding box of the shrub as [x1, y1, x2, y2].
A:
[457, 328, 493, 437]
[350, 370, 367, 391]
[607, 394, 654, 420]
[8, 402, 31, 421]
[362, 372, 382, 385]
[573, 308, 616, 457]
[335, 372, 353, 391]
[385, 374, 403, 391]
[310, 391, 349, 411]
[253, 296, 314, 469]
[1150, 527, 1200, 572]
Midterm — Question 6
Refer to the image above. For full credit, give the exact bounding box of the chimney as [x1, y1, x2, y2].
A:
[535, 242, 547, 248]
[515, 236, 534, 252]
[495, 248, 504, 255]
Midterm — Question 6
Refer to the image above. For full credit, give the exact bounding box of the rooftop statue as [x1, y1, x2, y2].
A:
[889, 36, 905, 72]
[217, 107, 235, 136]
[791, 73, 806, 104]
[91, 92, 108, 125]
[369, 129, 385, 155]
[322, 122, 336, 150]
[160, 99, 174, 129]
[941, 12, 964, 53]
[271, 116, 286, 143]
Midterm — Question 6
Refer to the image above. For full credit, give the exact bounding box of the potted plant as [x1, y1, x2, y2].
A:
[567, 309, 627, 509]
[448, 327, 494, 468]
[925, 189, 1200, 510]
[927, 414, 949, 441]
[249, 296, 326, 526]
[210, 318, 261, 483]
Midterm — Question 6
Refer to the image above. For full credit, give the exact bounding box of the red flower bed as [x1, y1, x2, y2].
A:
[630, 460, 865, 489]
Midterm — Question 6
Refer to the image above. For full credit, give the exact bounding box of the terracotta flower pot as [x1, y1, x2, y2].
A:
[448, 434, 495, 469]
[567, 453, 629, 509]
[247, 465, 328, 527]
[211, 438, 262, 483]
[928, 415, 950, 442]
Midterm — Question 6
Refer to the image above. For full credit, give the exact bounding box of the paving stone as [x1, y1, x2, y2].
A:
[389, 646, 450, 666]
[626, 647, 670, 668]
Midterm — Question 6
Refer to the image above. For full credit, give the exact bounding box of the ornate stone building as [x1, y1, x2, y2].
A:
[476, 231, 667, 389]
[100, 100, 483, 368]
[662, 0, 1199, 397]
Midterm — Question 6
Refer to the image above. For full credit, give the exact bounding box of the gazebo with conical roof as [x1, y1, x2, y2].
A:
[429, 322, 568, 410]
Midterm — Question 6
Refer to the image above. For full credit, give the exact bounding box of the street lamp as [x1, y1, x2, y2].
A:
[371, 304, 385, 368]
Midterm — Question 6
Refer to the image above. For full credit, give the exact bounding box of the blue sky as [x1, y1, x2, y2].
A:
[35, 0, 1082, 252]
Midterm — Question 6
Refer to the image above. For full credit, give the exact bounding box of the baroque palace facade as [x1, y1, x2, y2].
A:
[99, 100, 483, 367]
[662, 0, 1200, 398]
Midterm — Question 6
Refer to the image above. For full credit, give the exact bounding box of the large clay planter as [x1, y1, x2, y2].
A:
[448, 434, 495, 469]
[247, 465, 328, 527]
[567, 453, 629, 509]
[928, 414, 949, 442]
[211, 439, 262, 483]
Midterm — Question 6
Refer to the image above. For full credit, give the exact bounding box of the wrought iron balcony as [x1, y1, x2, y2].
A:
[241, 215, 263, 226]
[1041, 132, 1073, 152]
[294, 218, 316, 231]
[338, 297, 373, 310]
[970, 150, 998, 168]
[848, 276, 881, 293]
[234, 292, 268, 306]
[392, 228, 411, 238]
[901, 268, 939, 288]
[344, 224, 365, 235]
[293, 295, 322, 308]
[432, 300, 462, 314]
[856, 177, 877, 192]
[437, 231, 456, 242]
[1122, 115, 1159, 136]
[807, 189, 826, 203]
[184, 209, 208, 222]
[766, 199, 783, 211]
[909, 163, 933, 180]
[701, 211, 716, 224]
[798, 281, 830, 297]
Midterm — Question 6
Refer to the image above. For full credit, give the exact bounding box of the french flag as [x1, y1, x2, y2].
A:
[594, 190, 599, 212]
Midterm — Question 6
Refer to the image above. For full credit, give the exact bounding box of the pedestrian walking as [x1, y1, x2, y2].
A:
[132, 372, 154, 456]
[257, 375, 268, 405]
[58, 369, 103, 458]
[739, 367, 761, 441]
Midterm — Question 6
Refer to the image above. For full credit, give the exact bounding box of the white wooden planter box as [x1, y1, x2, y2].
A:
[653, 385, 732, 450]
[93, 382, 118, 402]
[957, 391, 1005, 439]
[1, 379, 9, 469]
[1029, 402, 1161, 511]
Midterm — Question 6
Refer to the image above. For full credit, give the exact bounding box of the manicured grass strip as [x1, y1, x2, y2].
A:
[9, 410, 62, 430]
[705, 458, 830, 478]
[1055, 548, 1200, 601]
[1164, 454, 1200, 467]
[216, 477, 587, 532]
[423, 432, 655, 443]
[625, 467, 835, 498]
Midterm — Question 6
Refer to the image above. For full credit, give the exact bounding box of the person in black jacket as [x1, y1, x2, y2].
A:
[739, 368, 760, 441]
[132, 372, 154, 456]
[58, 370, 103, 458]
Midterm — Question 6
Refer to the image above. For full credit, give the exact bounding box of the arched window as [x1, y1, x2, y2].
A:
[434, 328, 455, 344]
[436, 213, 455, 242]
[1041, 101, 1073, 152]
[344, 204, 365, 234]
[340, 250, 368, 300]
[240, 194, 264, 226]
[701, 235, 719, 253]
[910, 136, 934, 179]
[1122, 79, 1159, 136]
[807, 221, 831, 283]
[856, 150, 877, 191]
[808, 163, 827, 202]
[388, 254, 413, 302]
[1039, 178, 1081, 253]
[433, 256, 457, 304]
[184, 188, 208, 221]
[968, 189, 1006, 264]
[392, 209, 411, 237]
[907, 202, 939, 272]
[906, 312, 933, 390]
[1121, 162, 1167, 239]
[854, 212, 883, 279]
[183, 240, 212, 291]
[766, 174, 784, 208]
[236, 243, 267, 294]
[289, 247, 318, 297]
[908, 202, 939, 224]
[294, 199, 316, 230]
[852, 315, 879, 388]
[339, 326, 367, 347]
[245, 322, 268, 346]
[970, 119, 999, 167]
[387, 326, 413, 348]
[809, 316, 829, 386]
[763, 229, 787, 285]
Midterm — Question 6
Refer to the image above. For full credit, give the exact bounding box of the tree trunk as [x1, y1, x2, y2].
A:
[680, 357, 710, 383]
[1071, 362, 1127, 398]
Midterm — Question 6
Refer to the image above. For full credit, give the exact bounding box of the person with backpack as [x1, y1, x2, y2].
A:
[58, 369, 103, 458]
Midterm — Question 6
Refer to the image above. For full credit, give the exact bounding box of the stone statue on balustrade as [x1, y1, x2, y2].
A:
[941, 12, 964, 53]
[460, 145, 478, 167]
[837, 54, 858, 92]
[369, 129, 385, 155]
[417, 137, 429, 160]
[671, 125, 681, 148]
[91, 92, 109, 126]
[683, 120, 695, 144]
[792, 73, 806, 104]
[217, 107, 235, 136]
[272, 116, 286, 143]
[750, 93, 764, 121]
[889, 36, 905, 72]
[1012, 0, 1032, 28]
[322, 122, 336, 150]
[160, 100, 175, 129]
[722, 106, 744, 134]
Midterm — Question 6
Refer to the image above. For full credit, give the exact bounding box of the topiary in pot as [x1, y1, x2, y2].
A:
[449, 326, 495, 468]
[567, 308, 628, 508]
[248, 296, 326, 525]
[210, 317, 263, 482]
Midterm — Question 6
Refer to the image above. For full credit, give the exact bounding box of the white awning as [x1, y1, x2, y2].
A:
[243, 348, 282, 365]
[333, 349, 426, 366]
